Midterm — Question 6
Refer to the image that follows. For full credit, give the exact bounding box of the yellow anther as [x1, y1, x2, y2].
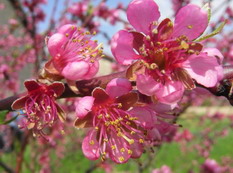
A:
[103, 138, 108, 142]
[118, 157, 125, 162]
[181, 40, 189, 49]
[65, 33, 69, 37]
[146, 35, 151, 40]
[139, 139, 144, 143]
[161, 70, 166, 74]
[152, 28, 158, 34]
[129, 139, 134, 145]
[188, 50, 195, 54]
[95, 126, 99, 130]
[89, 140, 95, 145]
[105, 114, 110, 118]
[111, 145, 116, 150]
[187, 25, 193, 29]
[150, 63, 158, 70]
[98, 114, 103, 119]
[92, 31, 97, 35]
[85, 31, 91, 35]
[156, 42, 162, 46]
[131, 131, 136, 135]
[126, 122, 131, 125]
[120, 148, 125, 152]
[118, 103, 122, 108]
[71, 25, 75, 30]
[60, 130, 65, 135]
[105, 121, 110, 126]
[128, 150, 133, 155]
[167, 21, 173, 27]
[163, 47, 168, 51]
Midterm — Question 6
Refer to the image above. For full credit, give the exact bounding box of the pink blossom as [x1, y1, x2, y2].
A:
[11, 80, 66, 137]
[111, 0, 223, 104]
[47, 24, 102, 81]
[152, 165, 173, 173]
[74, 78, 154, 163]
[201, 159, 224, 173]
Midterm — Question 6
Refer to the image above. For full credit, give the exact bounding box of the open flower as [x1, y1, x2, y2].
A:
[11, 80, 65, 137]
[46, 24, 103, 81]
[74, 78, 156, 163]
[111, 0, 223, 104]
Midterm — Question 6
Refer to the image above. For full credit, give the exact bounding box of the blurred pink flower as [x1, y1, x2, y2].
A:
[111, 0, 223, 104]
[152, 165, 173, 173]
[47, 24, 102, 81]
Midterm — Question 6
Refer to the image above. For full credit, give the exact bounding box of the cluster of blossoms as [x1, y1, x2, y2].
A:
[9, 0, 225, 165]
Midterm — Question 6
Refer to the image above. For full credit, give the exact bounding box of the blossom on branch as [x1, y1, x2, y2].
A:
[111, 0, 223, 104]
[46, 24, 103, 81]
[11, 80, 65, 137]
[74, 78, 176, 163]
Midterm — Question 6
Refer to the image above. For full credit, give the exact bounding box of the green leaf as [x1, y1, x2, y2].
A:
[1, 115, 19, 125]
[194, 21, 226, 42]
[0, 110, 19, 125]
[0, 110, 8, 124]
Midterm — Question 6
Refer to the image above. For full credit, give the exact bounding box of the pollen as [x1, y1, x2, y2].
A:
[118, 156, 125, 162]
[128, 150, 133, 155]
[187, 25, 193, 29]
[120, 148, 125, 152]
[139, 139, 144, 143]
[89, 140, 95, 145]
[111, 145, 116, 150]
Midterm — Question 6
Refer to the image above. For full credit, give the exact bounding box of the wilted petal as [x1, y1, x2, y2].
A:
[173, 4, 208, 40]
[24, 80, 40, 92]
[82, 130, 100, 160]
[127, 0, 160, 34]
[48, 82, 65, 97]
[155, 81, 184, 104]
[11, 96, 28, 110]
[74, 113, 93, 128]
[75, 96, 95, 118]
[92, 88, 109, 104]
[111, 30, 141, 65]
[106, 78, 132, 98]
[183, 53, 223, 87]
[48, 33, 67, 57]
[136, 74, 161, 96]
[116, 93, 138, 110]
[61, 61, 90, 80]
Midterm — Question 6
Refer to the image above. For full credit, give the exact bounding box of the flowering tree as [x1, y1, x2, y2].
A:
[0, 0, 233, 172]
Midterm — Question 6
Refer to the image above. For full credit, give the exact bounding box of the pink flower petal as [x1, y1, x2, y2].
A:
[155, 81, 184, 104]
[82, 61, 99, 79]
[173, 4, 208, 40]
[203, 48, 224, 64]
[127, 0, 160, 34]
[58, 24, 77, 35]
[111, 30, 141, 65]
[136, 74, 161, 96]
[108, 132, 131, 164]
[82, 130, 100, 160]
[75, 96, 95, 118]
[129, 106, 155, 129]
[48, 33, 67, 57]
[183, 53, 223, 87]
[130, 142, 143, 159]
[106, 78, 132, 98]
[61, 61, 90, 80]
